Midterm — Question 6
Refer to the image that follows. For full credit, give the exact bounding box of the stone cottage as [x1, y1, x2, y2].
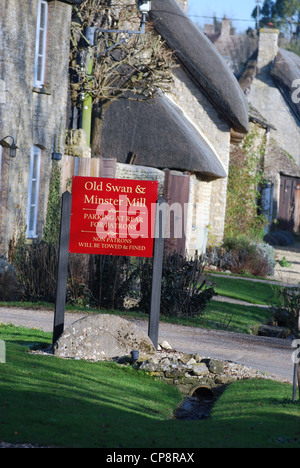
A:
[86, 0, 249, 255]
[0, 0, 81, 256]
[0, 0, 249, 258]
[239, 28, 300, 232]
[204, 18, 258, 75]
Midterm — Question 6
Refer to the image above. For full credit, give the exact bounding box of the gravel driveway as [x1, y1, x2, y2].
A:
[0, 306, 294, 384]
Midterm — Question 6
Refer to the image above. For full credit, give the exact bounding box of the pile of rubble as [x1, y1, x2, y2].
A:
[115, 340, 284, 398]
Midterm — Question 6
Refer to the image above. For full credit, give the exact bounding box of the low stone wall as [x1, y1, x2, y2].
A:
[115, 345, 275, 397]
[136, 354, 231, 397]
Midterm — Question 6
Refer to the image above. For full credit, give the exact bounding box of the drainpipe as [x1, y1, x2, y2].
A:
[81, 27, 96, 148]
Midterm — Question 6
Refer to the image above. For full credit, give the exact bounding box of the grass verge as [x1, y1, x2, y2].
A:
[207, 274, 280, 306]
[203, 301, 272, 334]
[0, 324, 299, 448]
[0, 298, 272, 336]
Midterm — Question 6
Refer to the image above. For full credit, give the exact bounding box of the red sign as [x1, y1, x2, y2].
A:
[69, 176, 158, 257]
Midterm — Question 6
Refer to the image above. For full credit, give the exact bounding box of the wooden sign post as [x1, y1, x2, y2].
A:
[148, 196, 165, 349]
[52, 177, 164, 350]
[52, 191, 72, 346]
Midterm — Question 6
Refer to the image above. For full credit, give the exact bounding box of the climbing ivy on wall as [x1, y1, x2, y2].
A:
[43, 162, 62, 244]
[225, 128, 268, 240]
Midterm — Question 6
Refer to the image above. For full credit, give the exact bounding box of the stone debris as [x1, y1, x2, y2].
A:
[112, 344, 289, 401]
[159, 340, 172, 350]
[33, 339, 289, 387]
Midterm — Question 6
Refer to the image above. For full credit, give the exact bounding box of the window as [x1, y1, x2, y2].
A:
[26, 146, 41, 238]
[34, 0, 48, 88]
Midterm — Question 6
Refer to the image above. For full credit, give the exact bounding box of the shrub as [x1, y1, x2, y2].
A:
[0, 258, 21, 301]
[138, 253, 216, 317]
[8, 233, 216, 317]
[271, 286, 300, 337]
[67, 254, 91, 306]
[205, 236, 275, 277]
[256, 242, 276, 276]
[10, 237, 91, 305]
[89, 255, 139, 310]
[264, 230, 294, 247]
[10, 240, 58, 302]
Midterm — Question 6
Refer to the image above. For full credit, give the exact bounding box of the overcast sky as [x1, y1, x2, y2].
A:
[188, 0, 258, 32]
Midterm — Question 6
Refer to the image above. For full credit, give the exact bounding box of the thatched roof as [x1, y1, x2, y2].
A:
[271, 48, 300, 122]
[249, 104, 276, 130]
[100, 93, 227, 178]
[239, 46, 300, 123]
[149, 0, 249, 134]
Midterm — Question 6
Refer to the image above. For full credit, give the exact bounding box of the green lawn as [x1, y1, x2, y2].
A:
[204, 301, 272, 334]
[0, 324, 299, 448]
[208, 275, 280, 306]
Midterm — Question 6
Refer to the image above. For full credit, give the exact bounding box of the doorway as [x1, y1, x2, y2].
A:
[278, 175, 300, 232]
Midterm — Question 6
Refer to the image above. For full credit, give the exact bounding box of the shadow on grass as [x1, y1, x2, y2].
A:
[1, 377, 299, 448]
[0, 326, 299, 448]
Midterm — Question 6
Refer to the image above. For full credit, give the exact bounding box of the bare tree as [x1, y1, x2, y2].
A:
[69, 0, 176, 154]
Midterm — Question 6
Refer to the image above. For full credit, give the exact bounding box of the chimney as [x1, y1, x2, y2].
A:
[204, 24, 215, 35]
[176, 0, 188, 13]
[220, 18, 231, 39]
[257, 28, 279, 72]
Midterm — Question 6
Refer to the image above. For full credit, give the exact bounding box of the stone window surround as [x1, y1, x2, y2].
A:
[26, 146, 42, 239]
[34, 0, 48, 89]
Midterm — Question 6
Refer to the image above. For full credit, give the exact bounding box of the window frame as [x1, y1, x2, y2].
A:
[34, 0, 48, 88]
[26, 146, 42, 239]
